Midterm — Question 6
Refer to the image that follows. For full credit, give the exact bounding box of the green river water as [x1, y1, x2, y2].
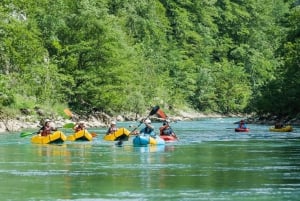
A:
[0, 118, 300, 201]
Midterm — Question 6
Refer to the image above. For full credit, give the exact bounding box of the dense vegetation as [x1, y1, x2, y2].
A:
[0, 0, 299, 118]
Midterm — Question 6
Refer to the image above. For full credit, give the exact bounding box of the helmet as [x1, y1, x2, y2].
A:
[79, 120, 85, 124]
[145, 119, 151, 124]
[166, 119, 171, 123]
[44, 119, 51, 125]
[111, 121, 116, 125]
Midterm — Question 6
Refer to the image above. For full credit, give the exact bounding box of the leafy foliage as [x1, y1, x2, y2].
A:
[0, 0, 299, 117]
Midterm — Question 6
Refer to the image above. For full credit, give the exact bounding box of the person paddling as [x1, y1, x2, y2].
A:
[106, 121, 118, 135]
[139, 119, 156, 138]
[73, 121, 86, 133]
[38, 119, 57, 136]
[238, 120, 247, 129]
[159, 119, 175, 136]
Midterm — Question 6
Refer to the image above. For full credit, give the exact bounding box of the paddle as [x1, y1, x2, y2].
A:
[20, 131, 37, 138]
[64, 108, 73, 118]
[115, 106, 160, 146]
[20, 122, 76, 138]
[155, 107, 179, 140]
[156, 107, 167, 119]
[129, 105, 160, 135]
[63, 122, 75, 128]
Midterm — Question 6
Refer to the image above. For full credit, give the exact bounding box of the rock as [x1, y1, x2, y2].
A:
[116, 115, 124, 122]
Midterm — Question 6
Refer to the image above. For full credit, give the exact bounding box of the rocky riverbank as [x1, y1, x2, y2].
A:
[0, 110, 227, 133]
[245, 114, 300, 126]
[1, 109, 299, 133]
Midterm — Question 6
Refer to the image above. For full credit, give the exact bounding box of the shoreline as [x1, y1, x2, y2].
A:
[0, 111, 229, 133]
[1, 112, 300, 133]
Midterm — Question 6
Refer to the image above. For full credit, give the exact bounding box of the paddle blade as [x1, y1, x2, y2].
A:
[149, 106, 160, 116]
[156, 108, 167, 119]
[63, 123, 75, 128]
[64, 108, 73, 117]
[20, 132, 35, 138]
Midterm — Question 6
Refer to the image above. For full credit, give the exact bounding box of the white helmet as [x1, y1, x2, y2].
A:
[111, 121, 116, 125]
[49, 121, 56, 128]
[145, 119, 151, 124]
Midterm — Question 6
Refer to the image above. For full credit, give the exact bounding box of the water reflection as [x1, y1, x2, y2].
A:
[0, 118, 300, 201]
[133, 145, 165, 153]
[34, 144, 70, 157]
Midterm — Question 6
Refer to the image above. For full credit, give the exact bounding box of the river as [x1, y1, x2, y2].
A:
[0, 118, 300, 201]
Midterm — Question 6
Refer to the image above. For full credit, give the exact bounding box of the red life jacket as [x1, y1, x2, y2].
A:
[41, 126, 51, 136]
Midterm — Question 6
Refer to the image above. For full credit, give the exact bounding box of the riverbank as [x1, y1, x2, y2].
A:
[246, 114, 300, 126]
[1, 109, 300, 133]
[0, 110, 227, 133]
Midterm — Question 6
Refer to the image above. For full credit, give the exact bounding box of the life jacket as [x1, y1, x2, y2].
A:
[41, 126, 51, 136]
[107, 127, 117, 134]
[160, 124, 173, 135]
[146, 127, 154, 134]
[75, 125, 84, 133]
[162, 128, 173, 135]
[239, 123, 246, 129]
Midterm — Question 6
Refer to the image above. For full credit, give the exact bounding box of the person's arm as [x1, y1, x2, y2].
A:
[37, 126, 44, 134]
[139, 127, 145, 134]
[159, 125, 168, 131]
[145, 123, 154, 130]
[106, 127, 111, 134]
[149, 129, 156, 137]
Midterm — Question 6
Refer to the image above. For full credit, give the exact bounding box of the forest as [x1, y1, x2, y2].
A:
[0, 0, 299, 119]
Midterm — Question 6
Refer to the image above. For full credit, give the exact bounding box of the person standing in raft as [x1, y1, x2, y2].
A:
[159, 119, 175, 136]
[106, 121, 118, 135]
[73, 121, 86, 132]
[38, 119, 57, 136]
[138, 119, 156, 138]
[238, 120, 247, 129]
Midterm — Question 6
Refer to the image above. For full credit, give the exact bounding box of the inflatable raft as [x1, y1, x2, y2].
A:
[269, 125, 293, 132]
[104, 128, 131, 141]
[160, 134, 178, 142]
[133, 135, 165, 146]
[235, 128, 250, 132]
[67, 129, 93, 141]
[31, 131, 67, 144]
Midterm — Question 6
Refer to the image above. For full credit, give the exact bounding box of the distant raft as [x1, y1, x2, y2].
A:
[133, 135, 165, 146]
[31, 131, 67, 144]
[235, 128, 250, 132]
[67, 129, 93, 141]
[269, 125, 293, 132]
[103, 128, 131, 141]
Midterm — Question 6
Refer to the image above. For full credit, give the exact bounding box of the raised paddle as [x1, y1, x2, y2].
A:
[156, 107, 167, 119]
[129, 105, 160, 135]
[115, 106, 160, 146]
[155, 107, 179, 140]
[64, 108, 73, 118]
